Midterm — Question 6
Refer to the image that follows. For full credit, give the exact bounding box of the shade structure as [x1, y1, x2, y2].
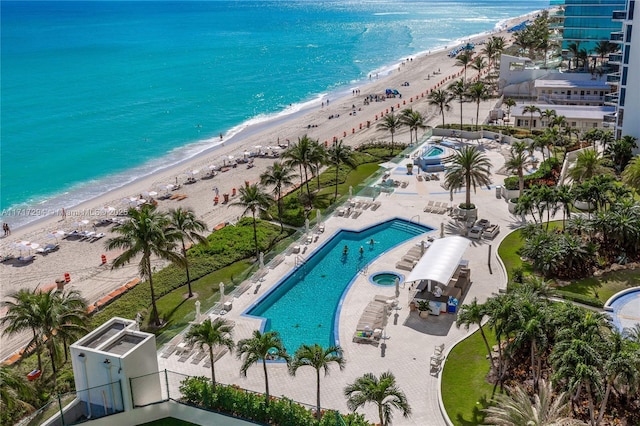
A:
[406, 236, 470, 287]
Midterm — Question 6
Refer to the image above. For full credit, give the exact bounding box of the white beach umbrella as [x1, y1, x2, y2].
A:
[47, 230, 66, 242]
[80, 219, 90, 227]
[208, 164, 218, 171]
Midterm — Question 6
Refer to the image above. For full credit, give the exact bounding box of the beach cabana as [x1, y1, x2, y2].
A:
[406, 236, 469, 293]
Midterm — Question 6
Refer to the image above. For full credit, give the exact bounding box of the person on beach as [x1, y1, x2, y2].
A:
[3, 223, 10, 236]
[61, 208, 66, 220]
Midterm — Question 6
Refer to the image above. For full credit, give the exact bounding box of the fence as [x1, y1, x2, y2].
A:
[17, 381, 123, 426]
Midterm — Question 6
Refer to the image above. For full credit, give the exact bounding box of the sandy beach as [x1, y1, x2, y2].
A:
[0, 11, 539, 361]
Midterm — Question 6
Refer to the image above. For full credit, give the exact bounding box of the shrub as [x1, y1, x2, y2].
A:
[554, 290, 604, 308]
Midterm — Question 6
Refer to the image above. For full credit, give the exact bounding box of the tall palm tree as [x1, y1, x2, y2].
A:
[593, 40, 617, 68]
[555, 185, 574, 228]
[237, 330, 290, 403]
[168, 207, 207, 298]
[470, 56, 487, 81]
[456, 50, 473, 82]
[456, 298, 495, 369]
[185, 318, 234, 386]
[1, 289, 45, 372]
[106, 204, 182, 326]
[49, 289, 88, 365]
[567, 42, 581, 70]
[327, 140, 357, 202]
[376, 113, 403, 155]
[484, 379, 584, 426]
[308, 139, 327, 192]
[444, 146, 492, 208]
[466, 82, 490, 130]
[260, 161, 297, 231]
[231, 183, 273, 258]
[448, 79, 466, 133]
[283, 135, 314, 205]
[523, 105, 541, 133]
[400, 108, 426, 144]
[502, 98, 516, 123]
[428, 89, 452, 128]
[289, 343, 346, 419]
[0, 365, 34, 414]
[481, 38, 497, 73]
[622, 155, 640, 193]
[344, 371, 411, 426]
[505, 141, 533, 198]
[605, 135, 638, 174]
[539, 108, 557, 128]
[568, 149, 612, 183]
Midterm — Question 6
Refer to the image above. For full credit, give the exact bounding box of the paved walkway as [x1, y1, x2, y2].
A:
[158, 137, 534, 425]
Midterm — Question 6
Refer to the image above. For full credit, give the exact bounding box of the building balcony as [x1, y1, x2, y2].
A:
[604, 93, 618, 105]
[608, 54, 623, 64]
[612, 10, 627, 21]
[604, 113, 617, 123]
[607, 73, 621, 83]
[610, 32, 624, 42]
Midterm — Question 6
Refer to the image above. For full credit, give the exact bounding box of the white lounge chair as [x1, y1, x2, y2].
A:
[37, 243, 59, 254]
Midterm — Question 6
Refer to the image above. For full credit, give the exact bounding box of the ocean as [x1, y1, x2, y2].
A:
[0, 0, 550, 228]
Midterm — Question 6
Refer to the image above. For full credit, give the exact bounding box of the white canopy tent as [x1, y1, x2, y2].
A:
[406, 236, 470, 292]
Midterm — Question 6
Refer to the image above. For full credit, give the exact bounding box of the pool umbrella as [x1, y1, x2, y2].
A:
[305, 218, 309, 233]
[219, 282, 225, 304]
[259, 252, 264, 268]
[349, 185, 353, 199]
[440, 222, 445, 238]
[316, 209, 322, 224]
[195, 300, 201, 322]
[395, 277, 400, 298]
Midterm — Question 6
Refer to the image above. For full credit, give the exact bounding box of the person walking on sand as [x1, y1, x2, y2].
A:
[2, 223, 7, 236]
[61, 208, 66, 220]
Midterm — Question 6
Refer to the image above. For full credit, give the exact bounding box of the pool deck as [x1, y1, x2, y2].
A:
[158, 138, 536, 425]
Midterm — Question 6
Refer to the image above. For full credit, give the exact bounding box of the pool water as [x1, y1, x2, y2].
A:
[369, 272, 403, 286]
[245, 219, 432, 353]
[422, 146, 444, 158]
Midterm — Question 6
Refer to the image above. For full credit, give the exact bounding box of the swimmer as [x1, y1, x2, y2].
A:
[343, 245, 349, 255]
[359, 246, 364, 257]
[369, 238, 375, 246]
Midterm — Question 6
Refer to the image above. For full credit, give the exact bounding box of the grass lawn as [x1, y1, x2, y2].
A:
[441, 328, 498, 426]
[557, 269, 640, 304]
[138, 418, 199, 426]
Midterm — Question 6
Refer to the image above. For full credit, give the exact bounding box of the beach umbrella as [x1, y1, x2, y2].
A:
[12, 240, 31, 254]
[142, 191, 158, 198]
[47, 230, 66, 242]
[243, 151, 251, 157]
[208, 164, 219, 171]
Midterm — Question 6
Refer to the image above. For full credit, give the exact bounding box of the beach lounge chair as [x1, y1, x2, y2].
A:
[17, 255, 35, 263]
[37, 243, 59, 254]
[89, 232, 105, 242]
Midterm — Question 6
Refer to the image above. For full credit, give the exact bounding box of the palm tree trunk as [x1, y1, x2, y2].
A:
[48, 344, 57, 387]
[465, 175, 471, 206]
[182, 240, 193, 298]
[316, 369, 321, 419]
[459, 101, 463, 134]
[389, 134, 394, 156]
[147, 257, 161, 326]
[478, 325, 497, 369]
[252, 211, 259, 258]
[379, 404, 385, 426]
[304, 166, 312, 204]
[596, 381, 612, 425]
[262, 359, 270, 403]
[518, 169, 524, 198]
[33, 328, 43, 372]
[277, 189, 284, 232]
[209, 346, 216, 386]
[475, 101, 480, 131]
[586, 383, 596, 426]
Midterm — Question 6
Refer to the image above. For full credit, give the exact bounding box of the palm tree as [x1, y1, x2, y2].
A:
[327, 140, 357, 202]
[555, 185, 574, 228]
[289, 343, 345, 419]
[168, 207, 207, 298]
[481, 38, 497, 73]
[444, 146, 492, 208]
[49, 289, 88, 365]
[567, 42, 581, 70]
[231, 183, 273, 258]
[185, 318, 234, 386]
[308, 139, 327, 192]
[106, 204, 182, 326]
[400, 108, 426, 144]
[539, 108, 557, 128]
[568, 149, 612, 183]
[1, 289, 45, 372]
[344, 371, 411, 426]
[470, 56, 487, 81]
[260, 161, 297, 231]
[622, 155, 640, 193]
[466, 82, 490, 130]
[283, 135, 314, 205]
[505, 141, 533, 198]
[237, 330, 290, 403]
[456, 298, 495, 369]
[605, 135, 638, 174]
[428, 89, 452, 128]
[484, 379, 584, 426]
[0, 365, 34, 414]
[376, 113, 403, 155]
[448, 79, 466, 133]
[593, 40, 617, 68]
[456, 50, 473, 81]
[523, 105, 540, 133]
[502, 98, 516, 123]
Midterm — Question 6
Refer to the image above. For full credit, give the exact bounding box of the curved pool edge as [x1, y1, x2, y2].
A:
[241, 217, 436, 355]
[603, 286, 640, 311]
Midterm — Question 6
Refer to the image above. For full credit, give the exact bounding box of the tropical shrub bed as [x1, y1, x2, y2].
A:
[503, 157, 560, 190]
[179, 376, 371, 426]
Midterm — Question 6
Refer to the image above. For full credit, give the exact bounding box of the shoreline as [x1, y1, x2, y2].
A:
[0, 8, 547, 361]
[0, 9, 544, 232]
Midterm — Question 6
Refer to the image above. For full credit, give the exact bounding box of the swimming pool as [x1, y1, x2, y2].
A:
[244, 219, 433, 353]
[422, 146, 444, 158]
[605, 287, 640, 335]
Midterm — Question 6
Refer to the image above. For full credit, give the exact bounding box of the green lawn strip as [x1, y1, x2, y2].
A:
[138, 418, 199, 426]
[557, 269, 640, 305]
[441, 328, 498, 426]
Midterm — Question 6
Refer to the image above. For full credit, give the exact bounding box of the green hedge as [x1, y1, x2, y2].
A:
[553, 290, 604, 308]
[179, 376, 371, 426]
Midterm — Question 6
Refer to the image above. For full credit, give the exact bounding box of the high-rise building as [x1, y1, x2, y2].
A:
[561, 0, 626, 51]
[608, 0, 638, 142]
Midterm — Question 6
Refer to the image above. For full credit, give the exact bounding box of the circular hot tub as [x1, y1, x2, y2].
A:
[369, 271, 404, 287]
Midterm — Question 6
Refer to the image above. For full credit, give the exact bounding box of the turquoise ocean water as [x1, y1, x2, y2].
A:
[1, 0, 549, 228]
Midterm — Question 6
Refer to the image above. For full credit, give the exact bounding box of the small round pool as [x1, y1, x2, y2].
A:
[369, 271, 404, 286]
[422, 146, 444, 158]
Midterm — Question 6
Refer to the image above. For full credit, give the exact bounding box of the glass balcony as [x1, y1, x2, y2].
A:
[604, 93, 618, 105]
[604, 113, 617, 123]
[608, 54, 623, 64]
[610, 32, 623, 41]
[607, 73, 621, 83]
[612, 10, 627, 21]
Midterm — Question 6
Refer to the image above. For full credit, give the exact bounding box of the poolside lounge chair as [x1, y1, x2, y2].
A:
[483, 224, 500, 239]
[160, 345, 177, 359]
[395, 260, 415, 271]
[423, 200, 434, 212]
[370, 201, 381, 211]
[467, 227, 482, 239]
[318, 224, 325, 233]
[352, 331, 380, 346]
[351, 210, 362, 219]
[190, 350, 207, 365]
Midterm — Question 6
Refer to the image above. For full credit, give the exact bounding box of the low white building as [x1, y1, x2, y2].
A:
[534, 73, 610, 106]
[69, 317, 161, 418]
[510, 104, 616, 132]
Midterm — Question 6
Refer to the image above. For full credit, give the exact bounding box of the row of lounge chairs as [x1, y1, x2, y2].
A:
[64, 230, 106, 242]
[424, 201, 447, 214]
[395, 242, 431, 271]
[352, 296, 394, 346]
[416, 173, 440, 182]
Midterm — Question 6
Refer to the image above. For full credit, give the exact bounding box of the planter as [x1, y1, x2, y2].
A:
[458, 204, 477, 221]
[419, 310, 430, 319]
[508, 198, 518, 214]
[503, 188, 520, 200]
